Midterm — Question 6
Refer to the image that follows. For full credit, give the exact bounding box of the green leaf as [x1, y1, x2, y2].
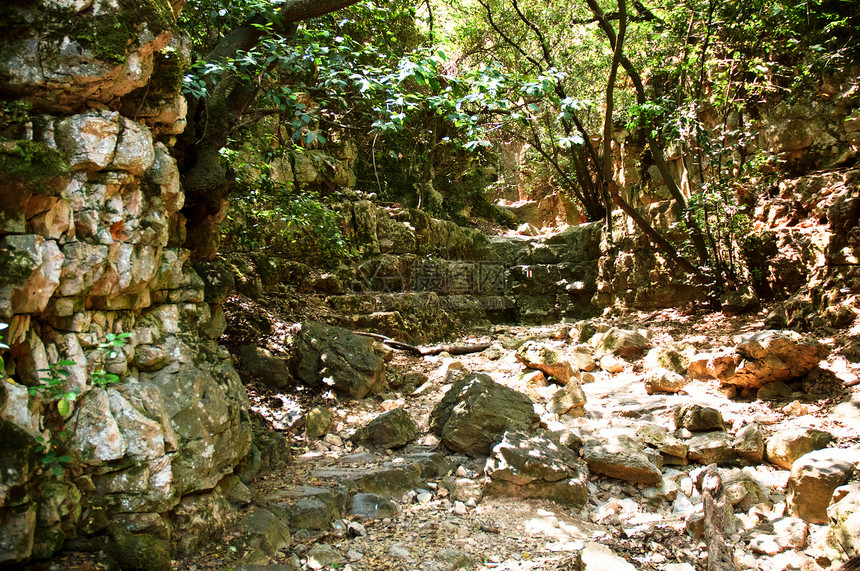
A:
[57, 398, 72, 417]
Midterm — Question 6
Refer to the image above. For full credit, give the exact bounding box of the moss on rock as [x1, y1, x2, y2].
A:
[106, 525, 172, 571]
[0, 140, 70, 192]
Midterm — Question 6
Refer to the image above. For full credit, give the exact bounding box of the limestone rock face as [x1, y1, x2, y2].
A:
[787, 448, 860, 524]
[0, 235, 64, 318]
[484, 431, 589, 506]
[0, 0, 176, 113]
[429, 373, 538, 457]
[0, 1, 254, 561]
[729, 330, 828, 389]
[293, 321, 387, 399]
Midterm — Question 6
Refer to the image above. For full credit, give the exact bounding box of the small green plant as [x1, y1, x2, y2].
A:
[35, 432, 72, 478]
[29, 360, 79, 417]
[91, 332, 131, 388]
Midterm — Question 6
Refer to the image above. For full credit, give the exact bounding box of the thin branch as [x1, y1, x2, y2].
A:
[476, 0, 544, 73]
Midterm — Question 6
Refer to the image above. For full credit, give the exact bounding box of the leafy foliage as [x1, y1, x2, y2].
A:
[221, 165, 353, 265]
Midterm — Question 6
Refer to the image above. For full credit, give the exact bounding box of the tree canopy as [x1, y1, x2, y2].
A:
[174, 0, 860, 291]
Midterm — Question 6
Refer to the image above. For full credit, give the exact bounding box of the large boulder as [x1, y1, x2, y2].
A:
[827, 484, 860, 559]
[673, 403, 726, 432]
[550, 379, 588, 416]
[429, 373, 538, 457]
[686, 432, 736, 465]
[353, 408, 418, 449]
[728, 330, 828, 390]
[643, 343, 695, 375]
[687, 350, 738, 381]
[733, 423, 766, 463]
[787, 448, 860, 524]
[515, 341, 573, 385]
[293, 321, 387, 399]
[766, 427, 833, 469]
[644, 367, 687, 394]
[581, 434, 662, 485]
[239, 345, 291, 389]
[592, 327, 649, 358]
[484, 431, 589, 506]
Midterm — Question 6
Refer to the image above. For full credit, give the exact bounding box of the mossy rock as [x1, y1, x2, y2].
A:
[0, 418, 40, 489]
[58, 0, 176, 65]
[106, 525, 172, 571]
[305, 406, 334, 438]
[0, 140, 70, 193]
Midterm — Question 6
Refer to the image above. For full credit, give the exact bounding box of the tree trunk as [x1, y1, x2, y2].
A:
[178, 0, 360, 259]
[697, 464, 737, 571]
[600, 0, 626, 240]
[585, 0, 711, 269]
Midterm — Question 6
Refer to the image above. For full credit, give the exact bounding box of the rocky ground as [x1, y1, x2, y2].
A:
[224, 306, 860, 571]
[29, 305, 860, 571]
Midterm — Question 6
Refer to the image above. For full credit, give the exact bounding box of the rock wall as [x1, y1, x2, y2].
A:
[0, 0, 250, 564]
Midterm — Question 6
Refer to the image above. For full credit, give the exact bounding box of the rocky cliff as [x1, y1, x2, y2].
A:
[0, 0, 251, 564]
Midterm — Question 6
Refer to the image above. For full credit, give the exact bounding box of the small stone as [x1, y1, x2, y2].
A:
[773, 517, 808, 550]
[570, 345, 597, 372]
[324, 433, 344, 448]
[347, 522, 367, 537]
[388, 543, 410, 558]
[453, 501, 467, 515]
[674, 403, 726, 432]
[749, 534, 781, 555]
[307, 543, 346, 570]
[305, 406, 334, 438]
[599, 355, 624, 373]
[643, 367, 687, 394]
[756, 381, 793, 401]
[348, 550, 363, 562]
